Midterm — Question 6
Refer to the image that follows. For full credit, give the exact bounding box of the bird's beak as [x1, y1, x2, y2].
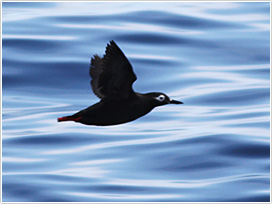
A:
[169, 99, 183, 104]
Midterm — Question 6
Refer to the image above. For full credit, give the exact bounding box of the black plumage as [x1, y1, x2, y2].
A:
[58, 40, 183, 126]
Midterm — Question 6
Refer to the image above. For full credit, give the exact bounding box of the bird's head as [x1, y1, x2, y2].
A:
[147, 92, 183, 107]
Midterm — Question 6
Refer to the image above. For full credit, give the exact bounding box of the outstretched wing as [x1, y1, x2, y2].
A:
[89, 40, 137, 100]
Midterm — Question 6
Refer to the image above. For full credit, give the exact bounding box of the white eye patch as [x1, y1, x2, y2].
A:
[156, 94, 165, 101]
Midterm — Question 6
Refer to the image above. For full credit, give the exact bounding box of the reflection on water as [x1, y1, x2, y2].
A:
[2, 2, 270, 202]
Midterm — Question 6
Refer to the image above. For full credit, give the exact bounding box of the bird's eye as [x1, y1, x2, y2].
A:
[156, 95, 165, 101]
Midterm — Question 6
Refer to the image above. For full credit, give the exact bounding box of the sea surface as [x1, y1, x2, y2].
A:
[2, 2, 270, 202]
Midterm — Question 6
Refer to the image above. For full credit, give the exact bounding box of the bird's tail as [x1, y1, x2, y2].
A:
[58, 116, 82, 122]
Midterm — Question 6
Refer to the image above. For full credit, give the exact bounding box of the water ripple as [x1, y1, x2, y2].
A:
[2, 2, 270, 202]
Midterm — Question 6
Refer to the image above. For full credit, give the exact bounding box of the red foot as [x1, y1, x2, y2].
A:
[58, 116, 82, 122]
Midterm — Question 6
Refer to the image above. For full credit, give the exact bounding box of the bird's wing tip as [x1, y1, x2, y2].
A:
[109, 40, 117, 46]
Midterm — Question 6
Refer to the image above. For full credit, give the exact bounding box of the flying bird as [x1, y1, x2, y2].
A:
[58, 40, 183, 126]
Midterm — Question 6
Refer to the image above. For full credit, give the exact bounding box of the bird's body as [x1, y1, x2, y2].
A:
[60, 93, 153, 126]
[58, 41, 182, 126]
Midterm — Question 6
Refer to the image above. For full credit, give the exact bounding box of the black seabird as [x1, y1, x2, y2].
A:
[58, 40, 183, 126]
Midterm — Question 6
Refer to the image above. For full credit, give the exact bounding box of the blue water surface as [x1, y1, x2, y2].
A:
[2, 2, 270, 202]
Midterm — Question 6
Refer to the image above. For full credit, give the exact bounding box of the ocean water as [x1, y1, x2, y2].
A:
[2, 2, 270, 202]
